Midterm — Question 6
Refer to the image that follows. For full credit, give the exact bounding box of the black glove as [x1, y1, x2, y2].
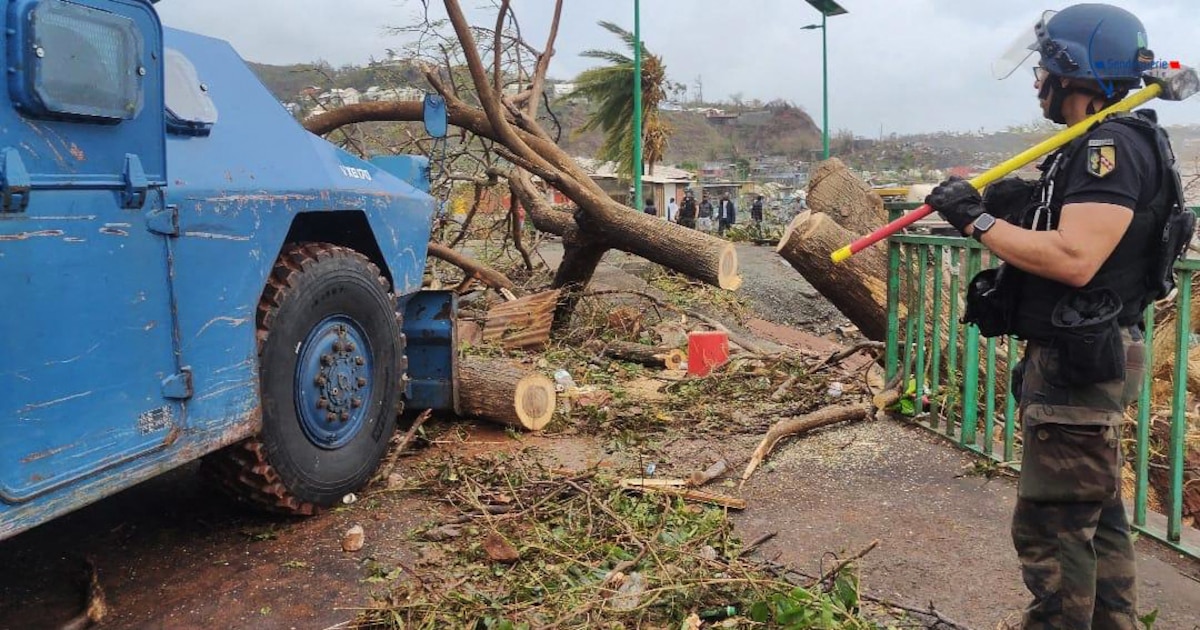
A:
[925, 176, 983, 236]
[982, 177, 1036, 222]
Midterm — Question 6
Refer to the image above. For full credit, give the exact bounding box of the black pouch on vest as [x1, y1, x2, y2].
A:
[1049, 288, 1125, 385]
[963, 266, 1017, 338]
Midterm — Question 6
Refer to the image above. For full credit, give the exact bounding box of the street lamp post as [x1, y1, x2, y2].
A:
[632, 0, 643, 211]
[802, 0, 848, 161]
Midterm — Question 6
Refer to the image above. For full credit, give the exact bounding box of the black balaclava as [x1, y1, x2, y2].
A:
[1040, 77, 1118, 124]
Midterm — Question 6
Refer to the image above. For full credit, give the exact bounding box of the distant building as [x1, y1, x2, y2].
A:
[551, 82, 576, 97]
[317, 87, 360, 106]
[364, 86, 423, 102]
[572, 157, 696, 214]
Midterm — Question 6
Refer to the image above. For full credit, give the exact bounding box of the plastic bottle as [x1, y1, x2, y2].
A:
[552, 368, 576, 392]
[699, 605, 737, 620]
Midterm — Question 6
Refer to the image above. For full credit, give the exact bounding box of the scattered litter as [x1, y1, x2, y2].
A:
[552, 368, 576, 392]
[342, 525, 365, 552]
[826, 381, 844, 398]
[644, 462, 657, 476]
[342, 492, 357, 505]
[610, 571, 646, 611]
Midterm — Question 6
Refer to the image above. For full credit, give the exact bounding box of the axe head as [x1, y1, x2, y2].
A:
[1143, 65, 1199, 101]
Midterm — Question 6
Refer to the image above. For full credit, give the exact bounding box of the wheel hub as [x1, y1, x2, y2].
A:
[295, 316, 373, 449]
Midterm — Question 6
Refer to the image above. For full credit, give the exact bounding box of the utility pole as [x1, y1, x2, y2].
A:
[801, 0, 848, 161]
[632, 0, 643, 211]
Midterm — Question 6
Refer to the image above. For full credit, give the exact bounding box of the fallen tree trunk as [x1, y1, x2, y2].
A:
[804, 158, 888, 236]
[777, 211, 890, 341]
[457, 357, 556, 430]
[482, 289, 561, 350]
[427, 242, 517, 292]
[311, 64, 741, 312]
[595, 340, 685, 370]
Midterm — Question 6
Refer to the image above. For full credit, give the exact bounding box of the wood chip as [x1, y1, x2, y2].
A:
[342, 525, 365, 552]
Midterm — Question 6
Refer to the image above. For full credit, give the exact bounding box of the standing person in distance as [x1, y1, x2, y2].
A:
[698, 194, 715, 233]
[717, 192, 736, 236]
[677, 190, 698, 229]
[666, 196, 679, 222]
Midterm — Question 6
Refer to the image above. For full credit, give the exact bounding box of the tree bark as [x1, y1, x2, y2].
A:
[776, 211, 890, 341]
[308, 66, 741, 295]
[457, 356, 556, 430]
[427, 242, 517, 292]
[595, 340, 685, 370]
[805, 158, 887, 236]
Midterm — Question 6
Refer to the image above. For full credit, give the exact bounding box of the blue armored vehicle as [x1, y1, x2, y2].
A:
[1, 0, 448, 538]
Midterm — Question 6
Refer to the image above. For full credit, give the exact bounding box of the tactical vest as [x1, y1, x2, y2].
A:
[1002, 110, 1189, 341]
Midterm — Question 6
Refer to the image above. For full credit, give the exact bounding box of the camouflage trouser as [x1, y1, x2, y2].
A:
[1011, 331, 1145, 630]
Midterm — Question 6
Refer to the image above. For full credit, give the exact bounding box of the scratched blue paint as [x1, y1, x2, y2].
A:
[0, 1, 437, 540]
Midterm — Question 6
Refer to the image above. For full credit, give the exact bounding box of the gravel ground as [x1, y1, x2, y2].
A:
[594, 241, 853, 337]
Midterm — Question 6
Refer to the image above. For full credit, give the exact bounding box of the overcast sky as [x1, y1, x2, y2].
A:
[156, 0, 1199, 135]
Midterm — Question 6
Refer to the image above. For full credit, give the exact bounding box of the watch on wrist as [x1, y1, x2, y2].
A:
[971, 213, 997, 241]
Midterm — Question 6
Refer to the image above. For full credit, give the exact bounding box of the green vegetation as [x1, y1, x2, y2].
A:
[350, 451, 888, 629]
[568, 21, 671, 180]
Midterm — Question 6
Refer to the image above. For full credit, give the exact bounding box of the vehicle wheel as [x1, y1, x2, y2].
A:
[203, 243, 401, 514]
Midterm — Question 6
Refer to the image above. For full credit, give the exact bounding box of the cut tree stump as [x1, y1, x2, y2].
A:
[805, 158, 887, 236]
[594, 340, 685, 370]
[481, 289, 561, 350]
[777, 211, 890, 341]
[457, 357, 556, 430]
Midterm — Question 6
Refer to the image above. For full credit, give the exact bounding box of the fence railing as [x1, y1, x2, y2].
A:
[883, 203, 1198, 558]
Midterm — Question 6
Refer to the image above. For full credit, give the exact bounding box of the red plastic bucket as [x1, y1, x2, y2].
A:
[687, 331, 729, 377]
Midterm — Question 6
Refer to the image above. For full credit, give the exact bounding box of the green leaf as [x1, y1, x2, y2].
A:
[1138, 608, 1159, 629]
[749, 601, 771, 623]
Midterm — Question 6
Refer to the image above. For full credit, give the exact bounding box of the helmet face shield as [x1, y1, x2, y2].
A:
[992, 9, 1057, 80]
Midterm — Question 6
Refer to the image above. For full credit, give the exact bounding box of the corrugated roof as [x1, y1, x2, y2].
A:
[574, 157, 695, 183]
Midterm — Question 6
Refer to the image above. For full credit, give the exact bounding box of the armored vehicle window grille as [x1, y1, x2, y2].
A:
[25, 0, 144, 121]
[164, 47, 217, 135]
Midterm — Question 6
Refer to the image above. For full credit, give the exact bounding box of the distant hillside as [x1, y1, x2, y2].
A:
[247, 60, 424, 104]
[246, 59, 1199, 195]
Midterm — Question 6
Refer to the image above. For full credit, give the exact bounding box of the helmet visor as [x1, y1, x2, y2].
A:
[992, 9, 1057, 80]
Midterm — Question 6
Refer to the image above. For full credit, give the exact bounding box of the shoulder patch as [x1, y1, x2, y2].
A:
[1087, 144, 1116, 178]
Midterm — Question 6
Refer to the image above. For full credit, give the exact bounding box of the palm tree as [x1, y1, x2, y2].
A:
[569, 21, 671, 180]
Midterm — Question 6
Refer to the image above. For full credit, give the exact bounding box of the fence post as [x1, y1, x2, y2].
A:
[1168, 269, 1193, 543]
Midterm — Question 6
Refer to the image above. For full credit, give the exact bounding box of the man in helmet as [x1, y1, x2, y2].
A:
[924, 4, 1190, 629]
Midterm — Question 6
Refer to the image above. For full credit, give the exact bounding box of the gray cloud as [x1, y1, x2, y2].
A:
[155, 0, 1200, 134]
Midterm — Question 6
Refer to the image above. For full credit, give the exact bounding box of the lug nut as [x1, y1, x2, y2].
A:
[326, 412, 337, 422]
[357, 377, 367, 388]
[332, 341, 343, 352]
[351, 397, 362, 408]
[354, 356, 365, 366]
[317, 398, 328, 409]
[347, 342, 356, 352]
[315, 375, 327, 387]
[321, 354, 333, 366]
[340, 411, 350, 421]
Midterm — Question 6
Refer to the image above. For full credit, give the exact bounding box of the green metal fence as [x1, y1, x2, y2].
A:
[883, 203, 1199, 558]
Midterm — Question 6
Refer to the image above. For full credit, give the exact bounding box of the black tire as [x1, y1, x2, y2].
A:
[203, 243, 401, 514]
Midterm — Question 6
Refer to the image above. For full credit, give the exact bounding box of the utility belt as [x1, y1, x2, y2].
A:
[965, 270, 1132, 385]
